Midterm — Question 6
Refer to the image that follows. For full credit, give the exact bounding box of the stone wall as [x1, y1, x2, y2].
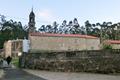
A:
[30, 35, 100, 51]
[20, 49, 120, 73]
[111, 44, 120, 49]
[4, 40, 23, 58]
[4, 41, 12, 57]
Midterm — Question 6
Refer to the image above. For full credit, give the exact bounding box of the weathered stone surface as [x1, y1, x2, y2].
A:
[20, 49, 120, 73]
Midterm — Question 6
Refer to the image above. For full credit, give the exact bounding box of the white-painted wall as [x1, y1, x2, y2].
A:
[23, 39, 30, 53]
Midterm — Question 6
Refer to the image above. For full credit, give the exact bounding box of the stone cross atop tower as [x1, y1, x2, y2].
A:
[28, 8, 36, 33]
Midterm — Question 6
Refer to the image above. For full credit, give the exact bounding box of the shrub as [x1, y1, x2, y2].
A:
[102, 44, 112, 49]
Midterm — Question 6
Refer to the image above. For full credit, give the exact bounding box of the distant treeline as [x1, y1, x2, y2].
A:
[38, 18, 120, 40]
[0, 15, 120, 49]
[0, 15, 28, 49]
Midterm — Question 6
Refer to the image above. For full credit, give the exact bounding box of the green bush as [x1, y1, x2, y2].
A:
[12, 58, 19, 67]
[103, 44, 112, 49]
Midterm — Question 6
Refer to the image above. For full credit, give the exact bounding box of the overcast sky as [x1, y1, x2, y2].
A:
[0, 0, 120, 29]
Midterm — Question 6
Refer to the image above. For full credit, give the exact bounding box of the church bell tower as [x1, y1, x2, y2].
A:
[28, 8, 36, 33]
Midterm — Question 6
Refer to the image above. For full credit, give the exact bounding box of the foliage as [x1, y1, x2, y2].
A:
[0, 14, 120, 49]
[38, 18, 120, 41]
[0, 15, 28, 49]
[12, 57, 19, 67]
[102, 44, 112, 49]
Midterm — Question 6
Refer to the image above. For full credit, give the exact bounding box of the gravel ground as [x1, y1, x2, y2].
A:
[24, 69, 120, 80]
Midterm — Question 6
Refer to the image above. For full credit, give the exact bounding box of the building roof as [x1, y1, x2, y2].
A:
[30, 32, 98, 39]
[105, 40, 120, 44]
[29, 9, 35, 17]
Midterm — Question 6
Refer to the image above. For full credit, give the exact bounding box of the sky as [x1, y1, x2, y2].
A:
[0, 0, 120, 29]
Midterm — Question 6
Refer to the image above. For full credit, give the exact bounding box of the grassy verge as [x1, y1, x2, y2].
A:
[11, 57, 19, 68]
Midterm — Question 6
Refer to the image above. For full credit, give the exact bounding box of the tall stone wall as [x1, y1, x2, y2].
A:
[20, 49, 120, 73]
[111, 44, 120, 49]
[30, 36, 100, 51]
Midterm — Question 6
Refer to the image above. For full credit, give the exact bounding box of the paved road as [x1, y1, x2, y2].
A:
[0, 69, 4, 78]
[1, 68, 120, 80]
[25, 69, 120, 80]
[0, 68, 46, 80]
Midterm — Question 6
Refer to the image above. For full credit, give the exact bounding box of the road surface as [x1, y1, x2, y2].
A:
[25, 69, 120, 80]
[1, 68, 120, 80]
[0, 68, 46, 80]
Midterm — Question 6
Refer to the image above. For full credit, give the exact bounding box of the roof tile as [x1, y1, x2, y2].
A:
[105, 40, 120, 44]
[30, 32, 98, 39]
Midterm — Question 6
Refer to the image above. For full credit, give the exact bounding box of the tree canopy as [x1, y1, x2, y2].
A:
[0, 15, 120, 49]
[38, 18, 120, 41]
[0, 15, 28, 49]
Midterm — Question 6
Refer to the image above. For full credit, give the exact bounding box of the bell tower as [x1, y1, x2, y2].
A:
[28, 8, 36, 33]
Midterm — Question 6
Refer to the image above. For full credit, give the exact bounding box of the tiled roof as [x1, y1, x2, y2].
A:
[30, 32, 98, 39]
[105, 40, 120, 44]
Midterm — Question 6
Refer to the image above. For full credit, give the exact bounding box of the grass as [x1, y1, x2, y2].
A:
[11, 57, 19, 68]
